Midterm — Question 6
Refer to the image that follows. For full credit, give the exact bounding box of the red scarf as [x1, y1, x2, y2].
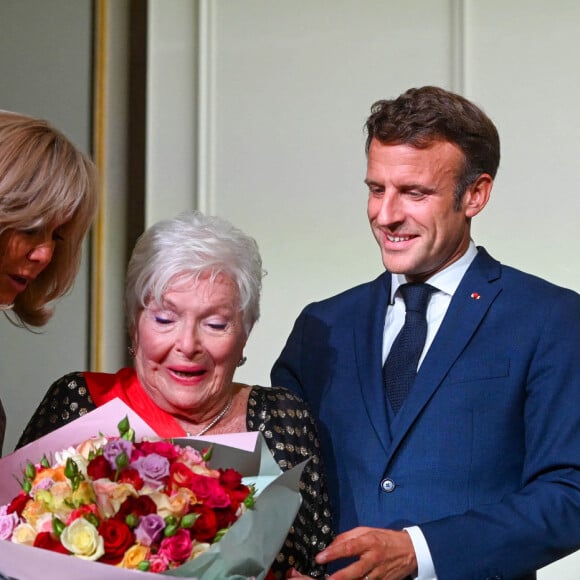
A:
[83, 367, 188, 438]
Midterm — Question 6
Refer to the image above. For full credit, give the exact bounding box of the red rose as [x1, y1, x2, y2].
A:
[98, 519, 135, 564]
[87, 454, 113, 480]
[190, 504, 219, 542]
[227, 483, 251, 505]
[219, 468, 250, 504]
[158, 528, 193, 564]
[116, 494, 157, 522]
[7, 491, 31, 516]
[33, 532, 70, 555]
[214, 504, 239, 529]
[118, 467, 144, 490]
[219, 468, 243, 490]
[67, 503, 100, 525]
[168, 461, 196, 492]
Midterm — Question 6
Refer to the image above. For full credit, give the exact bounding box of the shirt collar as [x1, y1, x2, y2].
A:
[389, 241, 478, 303]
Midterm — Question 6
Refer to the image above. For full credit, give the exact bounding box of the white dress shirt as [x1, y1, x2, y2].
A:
[382, 242, 478, 580]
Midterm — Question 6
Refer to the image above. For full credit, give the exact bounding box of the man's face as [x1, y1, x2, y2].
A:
[366, 138, 488, 282]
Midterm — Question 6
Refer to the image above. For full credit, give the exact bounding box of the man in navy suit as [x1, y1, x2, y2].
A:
[272, 86, 580, 579]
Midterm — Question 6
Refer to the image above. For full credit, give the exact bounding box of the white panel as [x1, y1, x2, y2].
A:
[466, 0, 580, 293]
[146, 0, 198, 226]
[453, 1, 580, 576]
[203, 0, 456, 387]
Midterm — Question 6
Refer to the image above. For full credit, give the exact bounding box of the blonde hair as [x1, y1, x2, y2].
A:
[0, 110, 98, 326]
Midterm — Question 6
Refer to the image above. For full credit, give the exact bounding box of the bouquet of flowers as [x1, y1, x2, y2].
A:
[0, 417, 255, 572]
[0, 399, 307, 579]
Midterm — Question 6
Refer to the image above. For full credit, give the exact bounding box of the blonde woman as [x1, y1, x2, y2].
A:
[0, 110, 98, 453]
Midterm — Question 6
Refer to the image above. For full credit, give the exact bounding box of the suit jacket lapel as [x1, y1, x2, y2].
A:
[387, 248, 503, 461]
[354, 272, 393, 454]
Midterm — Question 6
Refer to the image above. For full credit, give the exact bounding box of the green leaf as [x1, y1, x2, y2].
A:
[52, 517, 65, 537]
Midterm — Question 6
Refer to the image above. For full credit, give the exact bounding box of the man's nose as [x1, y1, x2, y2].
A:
[377, 193, 404, 224]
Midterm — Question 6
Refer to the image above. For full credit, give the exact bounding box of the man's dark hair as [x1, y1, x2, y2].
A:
[365, 86, 500, 207]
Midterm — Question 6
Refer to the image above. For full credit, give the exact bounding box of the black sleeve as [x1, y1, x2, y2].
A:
[247, 385, 334, 579]
[16, 372, 97, 449]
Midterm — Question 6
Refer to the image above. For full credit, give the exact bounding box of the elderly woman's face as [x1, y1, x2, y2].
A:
[133, 273, 247, 417]
[0, 224, 62, 305]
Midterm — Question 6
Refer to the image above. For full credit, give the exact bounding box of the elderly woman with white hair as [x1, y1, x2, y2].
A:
[17, 210, 333, 578]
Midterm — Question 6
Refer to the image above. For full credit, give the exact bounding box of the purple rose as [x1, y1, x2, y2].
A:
[0, 505, 19, 540]
[103, 439, 134, 471]
[132, 453, 170, 487]
[33, 478, 54, 493]
[134, 513, 166, 546]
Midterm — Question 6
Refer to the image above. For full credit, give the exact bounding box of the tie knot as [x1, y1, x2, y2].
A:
[399, 283, 436, 314]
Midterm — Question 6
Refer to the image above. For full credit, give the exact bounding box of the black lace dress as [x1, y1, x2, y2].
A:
[17, 372, 334, 578]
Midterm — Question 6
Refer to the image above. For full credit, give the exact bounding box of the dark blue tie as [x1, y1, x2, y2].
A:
[383, 283, 436, 413]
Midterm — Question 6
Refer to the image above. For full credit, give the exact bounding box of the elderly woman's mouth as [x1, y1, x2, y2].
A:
[170, 368, 206, 378]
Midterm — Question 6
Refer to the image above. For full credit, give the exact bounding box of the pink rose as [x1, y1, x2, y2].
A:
[158, 528, 193, 564]
[149, 552, 170, 573]
[189, 474, 231, 509]
[137, 440, 180, 460]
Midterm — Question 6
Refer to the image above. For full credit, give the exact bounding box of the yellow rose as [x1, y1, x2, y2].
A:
[149, 488, 195, 519]
[71, 480, 97, 507]
[190, 541, 210, 560]
[35, 482, 74, 519]
[60, 518, 105, 561]
[118, 543, 149, 569]
[75, 435, 108, 459]
[191, 464, 217, 477]
[21, 497, 50, 527]
[92, 480, 137, 518]
[11, 523, 37, 546]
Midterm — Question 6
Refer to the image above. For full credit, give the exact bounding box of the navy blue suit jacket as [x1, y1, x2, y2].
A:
[271, 248, 580, 579]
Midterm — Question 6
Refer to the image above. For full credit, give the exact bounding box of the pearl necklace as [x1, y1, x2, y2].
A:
[187, 397, 233, 437]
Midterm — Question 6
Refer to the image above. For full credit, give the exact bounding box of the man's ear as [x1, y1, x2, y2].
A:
[464, 173, 493, 218]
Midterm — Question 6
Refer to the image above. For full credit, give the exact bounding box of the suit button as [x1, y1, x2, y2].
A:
[380, 477, 396, 492]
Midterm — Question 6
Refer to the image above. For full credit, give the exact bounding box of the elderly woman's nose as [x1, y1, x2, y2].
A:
[175, 324, 199, 354]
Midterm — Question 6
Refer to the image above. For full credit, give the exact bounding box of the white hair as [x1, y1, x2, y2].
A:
[125, 211, 264, 336]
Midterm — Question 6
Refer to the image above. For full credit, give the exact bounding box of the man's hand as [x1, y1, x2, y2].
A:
[315, 527, 418, 580]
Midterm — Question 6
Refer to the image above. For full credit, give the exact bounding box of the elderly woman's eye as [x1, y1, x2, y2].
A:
[154, 315, 174, 325]
[207, 321, 227, 331]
